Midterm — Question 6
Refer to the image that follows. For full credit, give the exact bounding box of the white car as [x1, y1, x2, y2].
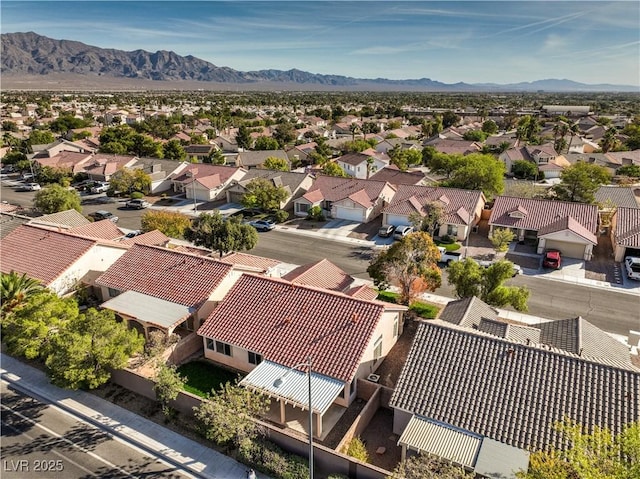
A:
[393, 225, 414, 240]
[624, 256, 640, 281]
[90, 182, 110, 194]
[23, 183, 41, 191]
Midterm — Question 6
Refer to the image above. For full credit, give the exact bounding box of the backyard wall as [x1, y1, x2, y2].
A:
[109, 367, 391, 478]
[167, 332, 202, 365]
[336, 382, 383, 452]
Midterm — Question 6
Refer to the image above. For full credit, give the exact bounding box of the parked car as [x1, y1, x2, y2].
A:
[477, 259, 523, 277]
[89, 210, 119, 223]
[393, 225, 414, 240]
[90, 182, 110, 194]
[624, 256, 640, 281]
[125, 198, 150, 209]
[124, 230, 141, 239]
[543, 249, 562, 269]
[22, 183, 41, 191]
[248, 219, 276, 232]
[21, 173, 34, 181]
[438, 246, 463, 265]
[378, 224, 396, 238]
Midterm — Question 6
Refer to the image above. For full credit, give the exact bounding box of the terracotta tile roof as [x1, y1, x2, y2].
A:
[0, 203, 20, 213]
[345, 284, 379, 301]
[383, 185, 483, 225]
[390, 320, 640, 453]
[69, 220, 123, 240]
[302, 189, 325, 203]
[171, 164, 242, 183]
[369, 168, 425, 186]
[198, 274, 386, 382]
[170, 244, 212, 256]
[220, 252, 280, 272]
[489, 196, 598, 233]
[614, 207, 640, 248]
[537, 216, 597, 244]
[195, 173, 223, 189]
[96, 244, 233, 307]
[34, 151, 93, 171]
[304, 175, 391, 204]
[347, 189, 373, 208]
[121, 230, 170, 246]
[1, 224, 96, 285]
[283, 259, 354, 292]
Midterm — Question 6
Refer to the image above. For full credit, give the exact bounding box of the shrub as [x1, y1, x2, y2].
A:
[130, 191, 144, 199]
[409, 301, 440, 319]
[306, 206, 325, 221]
[376, 291, 399, 304]
[344, 437, 369, 463]
[439, 234, 455, 244]
[273, 210, 289, 223]
[238, 439, 309, 479]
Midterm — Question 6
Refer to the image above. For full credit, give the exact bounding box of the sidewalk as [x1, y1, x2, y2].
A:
[0, 353, 270, 479]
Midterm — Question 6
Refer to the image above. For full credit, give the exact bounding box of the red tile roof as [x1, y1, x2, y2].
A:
[489, 196, 599, 233]
[220, 252, 280, 272]
[303, 175, 391, 204]
[537, 216, 597, 244]
[345, 284, 379, 301]
[96, 244, 233, 307]
[121, 230, 170, 246]
[283, 259, 354, 292]
[197, 274, 386, 382]
[69, 220, 123, 240]
[1, 224, 96, 285]
[171, 164, 242, 184]
[383, 185, 483, 225]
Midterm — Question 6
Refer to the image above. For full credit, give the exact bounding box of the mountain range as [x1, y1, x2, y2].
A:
[1, 32, 637, 92]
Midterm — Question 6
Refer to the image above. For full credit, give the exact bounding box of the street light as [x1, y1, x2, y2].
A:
[273, 356, 313, 479]
[186, 171, 197, 213]
[464, 209, 473, 258]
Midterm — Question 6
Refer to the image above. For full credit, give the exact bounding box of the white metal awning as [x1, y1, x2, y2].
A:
[240, 361, 344, 415]
[398, 416, 482, 468]
[101, 291, 192, 329]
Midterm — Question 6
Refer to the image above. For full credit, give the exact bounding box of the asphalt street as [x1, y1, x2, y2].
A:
[0, 381, 195, 479]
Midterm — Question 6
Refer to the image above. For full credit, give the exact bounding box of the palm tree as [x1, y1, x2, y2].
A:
[568, 123, 580, 153]
[601, 128, 619, 153]
[349, 123, 360, 141]
[1, 271, 44, 315]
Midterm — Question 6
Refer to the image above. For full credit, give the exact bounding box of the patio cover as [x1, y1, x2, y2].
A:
[240, 361, 344, 415]
[101, 290, 192, 329]
[398, 416, 482, 468]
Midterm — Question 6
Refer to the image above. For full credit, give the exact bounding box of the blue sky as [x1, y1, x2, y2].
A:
[2, 1, 639, 86]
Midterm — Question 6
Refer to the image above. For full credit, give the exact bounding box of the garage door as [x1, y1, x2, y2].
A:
[335, 206, 364, 222]
[228, 190, 244, 204]
[544, 240, 586, 259]
[385, 214, 409, 227]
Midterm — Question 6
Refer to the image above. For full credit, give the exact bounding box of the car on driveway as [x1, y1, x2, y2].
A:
[89, 210, 119, 223]
[125, 198, 150, 209]
[90, 182, 110, 194]
[543, 249, 562, 269]
[378, 224, 396, 238]
[248, 219, 276, 232]
[624, 256, 640, 281]
[393, 225, 414, 240]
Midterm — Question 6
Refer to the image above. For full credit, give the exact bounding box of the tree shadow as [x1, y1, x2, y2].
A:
[79, 457, 189, 479]
[0, 386, 48, 437]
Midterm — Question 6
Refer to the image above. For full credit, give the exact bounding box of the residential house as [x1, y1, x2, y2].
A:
[390, 296, 638, 478]
[422, 138, 482, 156]
[336, 152, 387, 179]
[214, 134, 239, 153]
[293, 176, 396, 223]
[27, 209, 91, 230]
[235, 150, 290, 170]
[611, 207, 640, 261]
[594, 185, 638, 230]
[224, 169, 313, 210]
[286, 141, 318, 165]
[0, 224, 128, 295]
[499, 143, 569, 179]
[170, 163, 246, 202]
[219, 252, 283, 275]
[489, 196, 599, 259]
[382, 185, 486, 241]
[96, 244, 240, 338]
[32, 150, 94, 175]
[83, 154, 138, 182]
[368, 166, 426, 187]
[30, 138, 91, 159]
[130, 157, 187, 193]
[198, 273, 407, 438]
[375, 138, 422, 155]
[184, 144, 217, 162]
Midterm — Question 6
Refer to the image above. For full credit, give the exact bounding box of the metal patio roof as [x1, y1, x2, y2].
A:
[101, 290, 192, 329]
[239, 361, 344, 415]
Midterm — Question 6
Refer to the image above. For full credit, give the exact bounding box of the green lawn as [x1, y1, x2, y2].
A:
[177, 361, 242, 398]
[376, 291, 440, 319]
[435, 241, 461, 252]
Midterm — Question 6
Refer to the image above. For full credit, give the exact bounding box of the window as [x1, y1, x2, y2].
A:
[296, 202, 309, 214]
[107, 287, 120, 298]
[215, 341, 232, 357]
[373, 335, 383, 362]
[447, 224, 458, 237]
[248, 351, 262, 365]
[206, 338, 215, 350]
[393, 315, 399, 338]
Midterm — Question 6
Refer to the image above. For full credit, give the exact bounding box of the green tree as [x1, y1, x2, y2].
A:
[1, 292, 78, 360]
[154, 362, 186, 417]
[131, 133, 163, 158]
[442, 111, 461, 128]
[462, 130, 487, 142]
[184, 212, 258, 257]
[443, 153, 506, 201]
[552, 162, 611, 203]
[368, 231, 442, 305]
[517, 419, 640, 479]
[429, 153, 464, 178]
[45, 308, 144, 389]
[253, 135, 279, 150]
[193, 380, 269, 448]
[447, 258, 530, 311]
[208, 148, 226, 165]
[235, 125, 252, 150]
[601, 128, 620, 153]
[322, 161, 348, 177]
[273, 122, 297, 147]
[109, 168, 152, 194]
[34, 184, 82, 213]
[344, 437, 369, 463]
[1, 150, 27, 165]
[409, 201, 446, 238]
[617, 164, 640, 178]
[491, 228, 516, 252]
[261, 156, 289, 171]
[141, 210, 192, 239]
[162, 139, 187, 161]
[28, 130, 55, 146]
[511, 160, 538, 179]
[387, 453, 473, 479]
[241, 178, 288, 212]
[0, 271, 44, 316]
[482, 120, 499, 134]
